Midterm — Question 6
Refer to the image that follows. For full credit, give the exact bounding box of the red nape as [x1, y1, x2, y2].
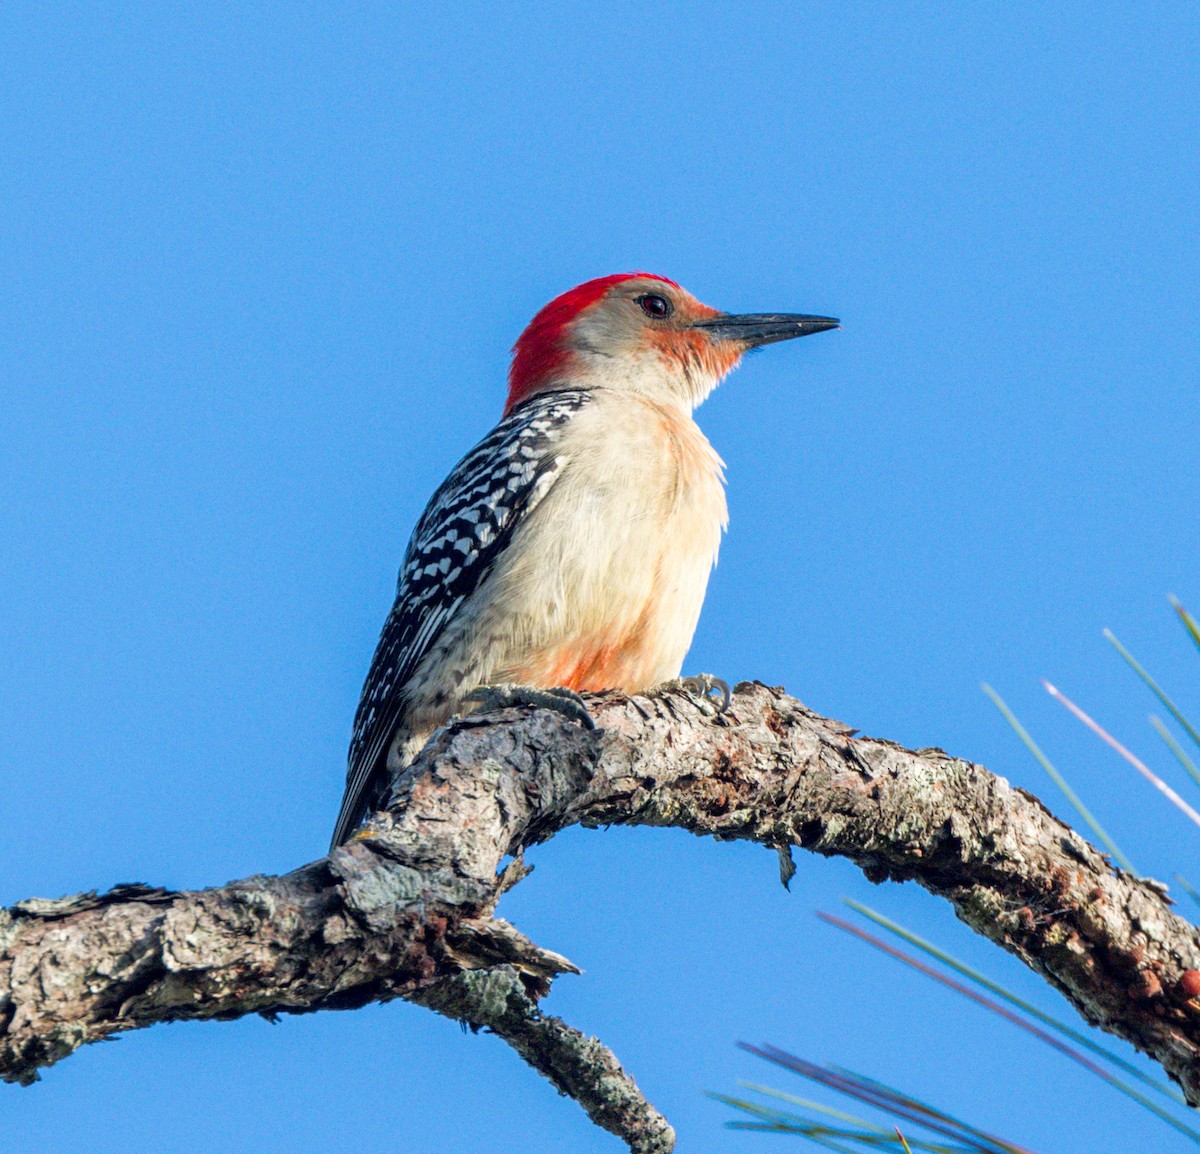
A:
[505, 272, 679, 414]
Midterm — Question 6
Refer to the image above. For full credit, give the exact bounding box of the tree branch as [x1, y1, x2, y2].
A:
[3, 681, 1199, 1151]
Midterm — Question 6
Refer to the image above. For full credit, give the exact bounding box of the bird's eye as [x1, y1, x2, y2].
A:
[636, 293, 674, 319]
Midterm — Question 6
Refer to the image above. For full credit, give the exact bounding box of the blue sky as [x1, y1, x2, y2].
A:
[3, 4, 1199, 1151]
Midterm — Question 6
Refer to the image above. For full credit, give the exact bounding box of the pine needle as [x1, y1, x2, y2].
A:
[982, 684, 1136, 872]
[1170, 595, 1200, 658]
[740, 1045, 1038, 1154]
[842, 900, 1187, 1105]
[1045, 681, 1200, 831]
[1105, 628, 1200, 753]
[1174, 874, 1200, 913]
[819, 912, 1199, 1139]
[1151, 714, 1200, 792]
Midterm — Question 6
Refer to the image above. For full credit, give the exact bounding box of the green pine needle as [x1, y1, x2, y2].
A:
[1150, 714, 1200, 792]
[1174, 873, 1200, 913]
[1170, 595, 1200, 657]
[1104, 628, 1200, 754]
[843, 900, 1190, 1110]
[981, 684, 1137, 873]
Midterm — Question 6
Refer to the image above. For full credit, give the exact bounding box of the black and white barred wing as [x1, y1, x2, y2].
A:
[330, 389, 590, 848]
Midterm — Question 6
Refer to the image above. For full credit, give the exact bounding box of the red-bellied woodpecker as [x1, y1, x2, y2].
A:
[331, 273, 838, 847]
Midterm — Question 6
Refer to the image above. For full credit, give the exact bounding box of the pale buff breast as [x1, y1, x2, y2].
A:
[482, 391, 728, 692]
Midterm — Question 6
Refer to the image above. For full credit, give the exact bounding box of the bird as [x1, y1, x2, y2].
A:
[330, 273, 838, 848]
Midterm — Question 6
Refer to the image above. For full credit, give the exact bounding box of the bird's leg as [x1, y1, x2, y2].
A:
[666, 673, 732, 714]
[463, 683, 596, 730]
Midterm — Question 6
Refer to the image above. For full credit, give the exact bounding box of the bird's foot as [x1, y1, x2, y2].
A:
[464, 683, 596, 730]
[667, 674, 732, 714]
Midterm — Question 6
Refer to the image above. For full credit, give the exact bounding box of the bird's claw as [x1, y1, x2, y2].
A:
[464, 683, 597, 730]
[675, 674, 732, 714]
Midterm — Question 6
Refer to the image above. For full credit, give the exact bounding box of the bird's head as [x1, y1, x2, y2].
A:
[506, 272, 838, 415]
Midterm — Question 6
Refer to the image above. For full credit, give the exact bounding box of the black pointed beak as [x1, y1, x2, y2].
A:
[692, 312, 841, 348]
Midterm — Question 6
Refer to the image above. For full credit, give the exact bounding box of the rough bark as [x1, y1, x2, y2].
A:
[3, 681, 1199, 1152]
